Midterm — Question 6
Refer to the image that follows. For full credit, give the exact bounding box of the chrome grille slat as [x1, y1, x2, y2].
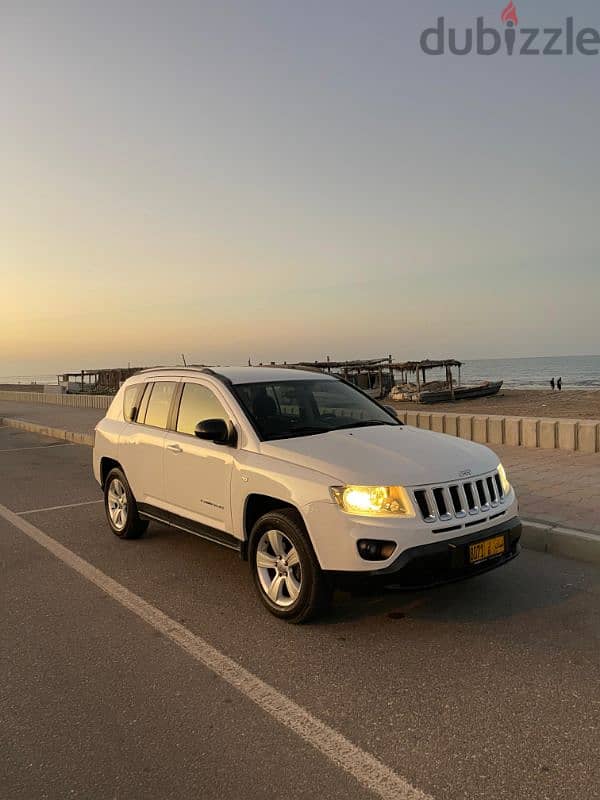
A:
[486, 475, 499, 507]
[414, 489, 436, 522]
[456, 484, 470, 516]
[441, 487, 455, 520]
[463, 481, 479, 515]
[494, 473, 505, 502]
[475, 479, 491, 512]
[430, 487, 451, 521]
[425, 488, 438, 521]
[413, 470, 503, 524]
[420, 490, 435, 522]
[449, 485, 467, 518]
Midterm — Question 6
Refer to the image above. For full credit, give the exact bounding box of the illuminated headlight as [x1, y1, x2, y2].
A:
[330, 485, 415, 517]
[497, 463, 511, 495]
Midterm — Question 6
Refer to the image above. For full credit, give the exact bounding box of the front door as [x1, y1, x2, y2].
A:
[163, 381, 234, 532]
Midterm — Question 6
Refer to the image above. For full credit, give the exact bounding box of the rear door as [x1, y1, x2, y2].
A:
[118, 379, 179, 508]
[163, 380, 235, 532]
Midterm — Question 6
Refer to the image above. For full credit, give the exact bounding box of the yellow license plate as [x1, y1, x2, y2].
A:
[469, 535, 505, 564]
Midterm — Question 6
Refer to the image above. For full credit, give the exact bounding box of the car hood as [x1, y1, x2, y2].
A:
[260, 425, 499, 486]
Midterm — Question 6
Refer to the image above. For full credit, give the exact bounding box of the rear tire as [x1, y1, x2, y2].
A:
[104, 468, 148, 539]
[249, 508, 332, 623]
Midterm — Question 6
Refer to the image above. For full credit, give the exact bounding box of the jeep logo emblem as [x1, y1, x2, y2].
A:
[459, 469, 473, 477]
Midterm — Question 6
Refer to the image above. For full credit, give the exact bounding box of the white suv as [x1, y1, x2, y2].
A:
[93, 366, 521, 622]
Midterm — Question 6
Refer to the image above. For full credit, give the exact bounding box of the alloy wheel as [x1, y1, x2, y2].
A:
[256, 529, 302, 607]
[107, 478, 128, 531]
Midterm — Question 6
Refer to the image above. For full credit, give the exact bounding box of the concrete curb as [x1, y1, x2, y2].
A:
[520, 519, 600, 568]
[0, 417, 95, 447]
[2, 416, 599, 569]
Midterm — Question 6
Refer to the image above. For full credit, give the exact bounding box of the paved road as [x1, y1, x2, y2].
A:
[0, 399, 104, 435]
[1, 426, 599, 800]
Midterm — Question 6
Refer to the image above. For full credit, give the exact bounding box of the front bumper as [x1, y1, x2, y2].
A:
[328, 516, 522, 589]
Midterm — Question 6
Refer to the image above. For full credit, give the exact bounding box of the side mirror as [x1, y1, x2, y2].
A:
[194, 418, 236, 446]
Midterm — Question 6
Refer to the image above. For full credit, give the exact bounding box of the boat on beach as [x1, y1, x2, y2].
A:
[387, 359, 503, 403]
[415, 380, 503, 404]
[255, 356, 504, 403]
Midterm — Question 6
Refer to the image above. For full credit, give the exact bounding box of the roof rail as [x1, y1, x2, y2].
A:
[136, 365, 232, 386]
[137, 366, 206, 375]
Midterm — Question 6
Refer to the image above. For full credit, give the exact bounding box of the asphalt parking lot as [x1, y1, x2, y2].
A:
[1, 425, 599, 800]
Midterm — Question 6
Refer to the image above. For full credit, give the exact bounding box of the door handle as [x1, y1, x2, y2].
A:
[167, 443, 183, 453]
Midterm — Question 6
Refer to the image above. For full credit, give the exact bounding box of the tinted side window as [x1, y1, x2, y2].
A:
[136, 383, 153, 424]
[123, 384, 145, 423]
[143, 382, 177, 429]
[176, 383, 227, 436]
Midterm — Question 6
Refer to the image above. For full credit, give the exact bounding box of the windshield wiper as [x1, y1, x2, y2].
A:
[268, 426, 328, 440]
[332, 420, 395, 431]
[266, 420, 395, 440]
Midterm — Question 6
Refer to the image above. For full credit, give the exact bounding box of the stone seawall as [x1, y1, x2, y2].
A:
[1, 391, 599, 453]
[0, 390, 112, 410]
[397, 410, 599, 454]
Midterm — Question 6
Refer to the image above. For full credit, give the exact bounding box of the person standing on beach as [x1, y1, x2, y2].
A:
[557, 377, 562, 391]
[550, 377, 555, 391]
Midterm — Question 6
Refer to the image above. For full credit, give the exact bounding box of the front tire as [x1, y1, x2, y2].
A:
[249, 509, 331, 623]
[104, 468, 148, 539]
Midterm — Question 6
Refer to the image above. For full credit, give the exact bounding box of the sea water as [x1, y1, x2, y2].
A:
[459, 355, 600, 389]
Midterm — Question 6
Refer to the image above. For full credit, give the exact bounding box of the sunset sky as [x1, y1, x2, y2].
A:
[2, 1, 599, 377]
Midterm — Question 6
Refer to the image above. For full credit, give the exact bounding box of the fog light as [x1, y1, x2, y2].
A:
[357, 539, 397, 561]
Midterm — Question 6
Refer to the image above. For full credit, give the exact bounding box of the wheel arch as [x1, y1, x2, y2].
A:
[243, 494, 306, 559]
[100, 456, 122, 488]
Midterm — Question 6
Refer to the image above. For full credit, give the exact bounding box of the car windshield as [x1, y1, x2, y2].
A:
[233, 379, 399, 441]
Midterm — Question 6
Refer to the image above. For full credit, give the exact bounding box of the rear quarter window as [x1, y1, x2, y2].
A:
[123, 384, 146, 423]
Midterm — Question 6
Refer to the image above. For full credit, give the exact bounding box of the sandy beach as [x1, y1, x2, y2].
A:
[389, 388, 600, 421]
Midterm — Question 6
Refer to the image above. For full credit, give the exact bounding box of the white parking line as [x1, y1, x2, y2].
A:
[0, 443, 74, 453]
[0, 500, 431, 800]
[17, 499, 104, 516]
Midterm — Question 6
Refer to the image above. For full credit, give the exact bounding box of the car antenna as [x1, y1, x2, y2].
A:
[181, 353, 188, 367]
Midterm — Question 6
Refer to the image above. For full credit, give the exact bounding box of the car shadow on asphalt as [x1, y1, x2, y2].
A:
[100, 521, 594, 629]
[320, 551, 591, 626]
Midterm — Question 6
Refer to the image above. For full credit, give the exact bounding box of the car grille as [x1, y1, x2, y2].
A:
[413, 470, 506, 524]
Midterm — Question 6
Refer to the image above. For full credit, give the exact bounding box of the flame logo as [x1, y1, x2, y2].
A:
[501, 1, 518, 26]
